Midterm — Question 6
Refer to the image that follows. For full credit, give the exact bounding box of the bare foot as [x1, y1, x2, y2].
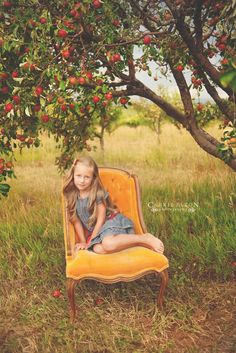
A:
[145, 233, 164, 253]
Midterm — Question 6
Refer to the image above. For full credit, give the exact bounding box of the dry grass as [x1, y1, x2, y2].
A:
[0, 279, 235, 353]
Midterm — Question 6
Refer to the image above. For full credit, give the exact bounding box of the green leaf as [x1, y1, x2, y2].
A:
[0, 183, 10, 197]
[220, 69, 236, 88]
[25, 106, 31, 117]
[59, 81, 66, 91]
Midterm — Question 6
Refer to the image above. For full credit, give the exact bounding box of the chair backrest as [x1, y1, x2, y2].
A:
[62, 167, 147, 258]
[99, 167, 147, 234]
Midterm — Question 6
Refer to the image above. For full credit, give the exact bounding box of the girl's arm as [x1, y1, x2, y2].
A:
[71, 216, 86, 244]
[89, 203, 107, 241]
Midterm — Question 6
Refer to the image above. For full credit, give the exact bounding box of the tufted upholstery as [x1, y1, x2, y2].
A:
[62, 167, 169, 321]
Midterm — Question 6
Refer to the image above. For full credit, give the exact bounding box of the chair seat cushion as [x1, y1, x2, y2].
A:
[66, 246, 169, 281]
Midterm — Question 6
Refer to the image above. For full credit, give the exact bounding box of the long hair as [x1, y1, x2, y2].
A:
[63, 156, 118, 228]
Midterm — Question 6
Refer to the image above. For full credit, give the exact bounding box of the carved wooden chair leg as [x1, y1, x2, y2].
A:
[67, 278, 77, 323]
[157, 269, 169, 310]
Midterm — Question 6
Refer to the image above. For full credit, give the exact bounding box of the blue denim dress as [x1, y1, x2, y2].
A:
[76, 191, 135, 251]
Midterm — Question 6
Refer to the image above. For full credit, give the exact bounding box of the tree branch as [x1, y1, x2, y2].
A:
[194, 0, 203, 51]
[168, 60, 195, 129]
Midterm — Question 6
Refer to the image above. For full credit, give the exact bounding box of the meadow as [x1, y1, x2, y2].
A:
[0, 122, 235, 353]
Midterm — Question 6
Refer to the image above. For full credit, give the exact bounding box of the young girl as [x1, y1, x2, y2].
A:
[63, 156, 164, 255]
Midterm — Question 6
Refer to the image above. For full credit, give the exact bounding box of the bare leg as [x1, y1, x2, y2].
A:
[101, 233, 164, 254]
[93, 243, 107, 254]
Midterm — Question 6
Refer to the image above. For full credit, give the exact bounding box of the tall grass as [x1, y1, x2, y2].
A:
[0, 122, 235, 353]
[1, 123, 235, 282]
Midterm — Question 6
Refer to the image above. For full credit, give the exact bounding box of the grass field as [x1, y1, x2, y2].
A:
[0, 123, 235, 353]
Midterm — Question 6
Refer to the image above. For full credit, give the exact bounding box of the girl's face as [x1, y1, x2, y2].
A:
[73, 162, 94, 194]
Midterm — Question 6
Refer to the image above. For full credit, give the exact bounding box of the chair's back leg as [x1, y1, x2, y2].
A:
[67, 278, 77, 323]
[157, 269, 169, 310]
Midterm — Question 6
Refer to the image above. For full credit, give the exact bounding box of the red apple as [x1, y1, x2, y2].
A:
[39, 17, 47, 24]
[1, 86, 9, 94]
[70, 8, 78, 17]
[112, 53, 121, 62]
[41, 114, 50, 123]
[69, 45, 75, 53]
[119, 97, 128, 105]
[221, 58, 229, 65]
[28, 138, 34, 145]
[68, 76, 78, 85]
[93, 0, 102, 9]
[47, 95, 54, 103]
[176, 64, 184, 72]
[112, 19, 120, 27]
[217, 43, 226, 51]
[58, 29, 68, 38]
[13, 95, 20, 104]
[3, 1, 12, 8]
[78, 77, 86, 85]
[5, 103, 13, 113]
[61, 104, 67, 112]
[54, 75, 59, 84]
[19, 135, 26, 142]
[22, 62, 30, 70]
[28, 19, 36, 27]
[0, 73, 8, 80]
[105, 92, 112, 100]
[96, 79, 103, 85]
[35, 86, 43, 96]
[33, 104, 41, 112]
[52, 289, 62, 298]
[93, 95, 100, 103]
[197, 103, 204, 111]
[95, 297, 104, 305]
[61, 50, 70, 59]
[69, 103, 75, 110]
[6, 161, 13, 168]
[12, 71, 19, 78]
[143, 35, 151, 45]
[57, 97, 65, 104]
[86, 71, 93, 80]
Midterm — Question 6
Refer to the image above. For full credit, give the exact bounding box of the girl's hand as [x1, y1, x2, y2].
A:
[74, 242, 87, 252]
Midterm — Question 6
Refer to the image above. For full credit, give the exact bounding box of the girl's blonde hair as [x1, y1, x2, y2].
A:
[63, 156, 118, 227]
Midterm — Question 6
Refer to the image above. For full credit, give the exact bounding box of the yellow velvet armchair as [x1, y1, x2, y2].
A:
[62, 167, 169, 322]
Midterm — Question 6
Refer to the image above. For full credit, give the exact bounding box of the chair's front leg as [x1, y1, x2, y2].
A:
[67, 278, 77, 323]
[157, 269, 169, 309]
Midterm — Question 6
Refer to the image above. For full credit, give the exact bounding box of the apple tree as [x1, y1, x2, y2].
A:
[0, 0, 236, 196]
